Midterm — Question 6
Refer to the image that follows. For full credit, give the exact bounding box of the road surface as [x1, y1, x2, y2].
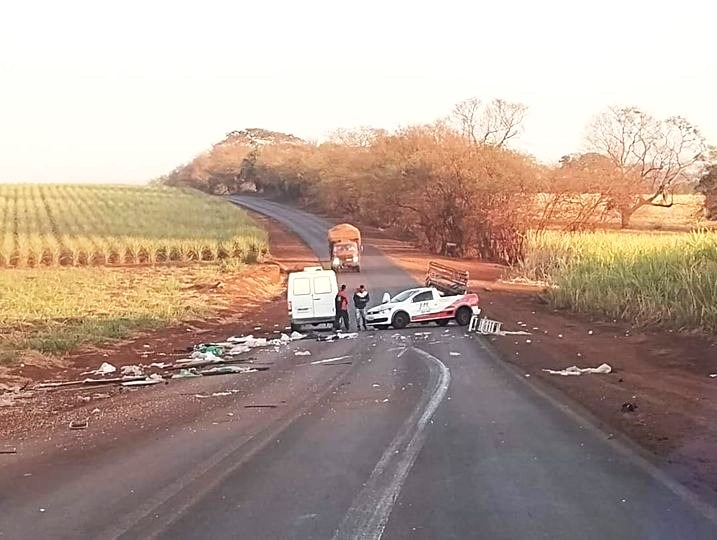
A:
[0, 197, 715, 539]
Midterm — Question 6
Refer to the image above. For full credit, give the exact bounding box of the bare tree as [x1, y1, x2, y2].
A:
[586, 106, 706, 227]
[451, 97, 527, 147]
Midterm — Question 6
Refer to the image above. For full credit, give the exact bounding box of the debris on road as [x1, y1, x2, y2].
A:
[294, 350, 312, 356]
[318, 332, 358, 342]
[244, 404, 278, 408]
[709, 374, 717, 378]
[171, 368, 202, 379]
[83, 362, 117, 376]
[310, 356, 351, 365]
[200, 365, 263, 376]
[121, 376, 164, 387]
[622, 402, 638, 413]
[195, 391, 233, 399]
[69, 419, 88, 430]
[120, 365, 144, 377]
[449, 352, 461, 357]
[543, 363, 612, 376]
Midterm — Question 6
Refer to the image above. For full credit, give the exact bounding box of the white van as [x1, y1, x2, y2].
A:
[287, 266, 339, 331]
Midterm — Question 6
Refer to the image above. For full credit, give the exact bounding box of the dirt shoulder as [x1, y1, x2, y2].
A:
[0, 215, 318, 440]
[369, 233, 717, 502]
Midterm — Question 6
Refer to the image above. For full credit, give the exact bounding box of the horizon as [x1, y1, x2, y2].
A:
[1, 0, 715, 184]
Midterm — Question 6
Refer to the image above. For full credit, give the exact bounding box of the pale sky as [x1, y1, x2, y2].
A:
[1, 0, 715, 183]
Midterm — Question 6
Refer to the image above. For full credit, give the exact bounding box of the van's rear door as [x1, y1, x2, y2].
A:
[290, 276, 314, 320]
[312, 274, 335, 320]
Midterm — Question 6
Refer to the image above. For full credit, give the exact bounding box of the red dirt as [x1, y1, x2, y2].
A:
[370, 234, 717, 502]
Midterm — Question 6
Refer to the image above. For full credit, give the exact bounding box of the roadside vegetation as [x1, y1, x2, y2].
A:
[0, 184, 267, 267]
[159, 99, 715, 334]
[517, 229, 717, 332]
[0, 185, 269, 362]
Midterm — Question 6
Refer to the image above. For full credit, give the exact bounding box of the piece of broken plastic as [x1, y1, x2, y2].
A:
[171, 368, 202, 379]
[543, 363, 612, 376]
[200, 365, 257, 375]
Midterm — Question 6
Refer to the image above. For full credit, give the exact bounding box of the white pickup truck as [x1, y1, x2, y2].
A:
[365, 287, 480, 329]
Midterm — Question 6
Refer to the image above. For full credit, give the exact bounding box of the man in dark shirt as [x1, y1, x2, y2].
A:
[353, 284, 370, 330]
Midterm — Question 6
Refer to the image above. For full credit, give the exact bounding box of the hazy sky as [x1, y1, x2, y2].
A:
[1, 0, 715, 183]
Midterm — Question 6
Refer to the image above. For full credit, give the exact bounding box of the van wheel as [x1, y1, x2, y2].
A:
[455, 307, 472, 326]
[392, 311, 410, 329]
[436, 319, 450, 327]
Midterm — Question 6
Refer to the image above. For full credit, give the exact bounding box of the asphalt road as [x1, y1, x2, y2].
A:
[0, 197, 715, 539]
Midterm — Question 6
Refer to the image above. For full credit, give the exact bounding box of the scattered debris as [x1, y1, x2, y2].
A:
[194, 344, 224, 357]
[120, 365, 144, 377]
[195, 391, 233, 399]
[290, 331, 306, 340]
[449, 352, 461, 357]
[121, 375, 164, 387]
[543, 363, 612, 376]
[92, 393, 111, 400]
[1, 448, 17, 455]
[69, 419, 88, 430]
[244, 404, 278, 409]
[709, 374, 717, 378]
[310, 356, 351, 365]
[171, 368, 202, 379]
[228, 344, 252, 356]
[372, 383, 380, 388]
[200, 365, 263, 376]
[84, 362, 117, 376]
[91, 408, 101, 415]
[622, 402, 638, 413]
[294, 350, 312, 356]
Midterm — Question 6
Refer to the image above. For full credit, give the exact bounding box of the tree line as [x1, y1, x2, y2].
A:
[160, 100, 713, 263]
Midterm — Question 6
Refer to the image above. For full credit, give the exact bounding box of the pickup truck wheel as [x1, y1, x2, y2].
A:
[455, 307, 472, 326]
[436, 319, 450, 327]
[392, 311, 410, 329]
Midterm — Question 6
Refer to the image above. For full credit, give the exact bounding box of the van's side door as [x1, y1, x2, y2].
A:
[290, 276, 314, 320]
[311, 274, 336, 320]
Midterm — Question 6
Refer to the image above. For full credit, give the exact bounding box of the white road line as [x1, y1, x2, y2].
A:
[332, 348, 451, 540]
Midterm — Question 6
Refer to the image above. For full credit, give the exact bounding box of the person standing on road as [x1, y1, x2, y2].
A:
[353, 284, 370, 330]
[334, 284, 350, 331]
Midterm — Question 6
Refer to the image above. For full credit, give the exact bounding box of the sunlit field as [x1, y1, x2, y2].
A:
[516, 229, 717, 332]
[0, 184, 267, 267]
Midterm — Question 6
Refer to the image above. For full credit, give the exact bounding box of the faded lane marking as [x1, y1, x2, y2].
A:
[332, 347, 450, 540]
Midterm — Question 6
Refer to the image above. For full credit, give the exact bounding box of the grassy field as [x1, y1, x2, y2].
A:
[0, 184, 270, 363]
[0, 264, 240, 362]
[516, 229, 717, 332]
[0, 184, 267, 267]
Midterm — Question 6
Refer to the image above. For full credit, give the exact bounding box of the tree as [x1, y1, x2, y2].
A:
[696, 147, 717, 220]
[451, 97, 527, 147]
[585, 106, 706, 227]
